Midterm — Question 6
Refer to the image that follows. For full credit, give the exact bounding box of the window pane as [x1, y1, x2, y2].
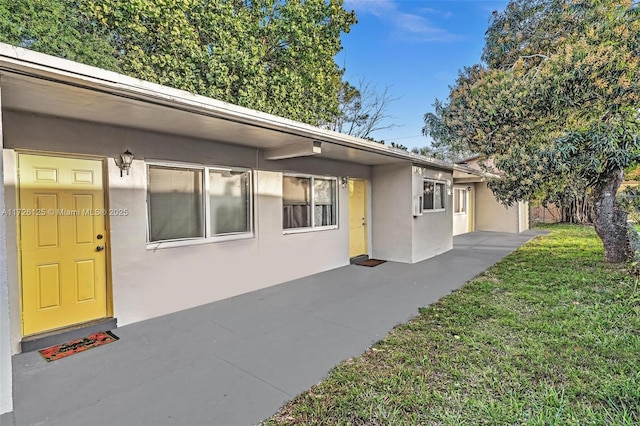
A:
[435, 182, 445, 209]
[454, 189, 466, 213]
[423, 181, 434, 210]
[314, 179, 336, 226]
[283, 176, 311, 228]
[314, 179, 334, 204]
[149, 166, 203, 242]
[209, 170, 250, 235]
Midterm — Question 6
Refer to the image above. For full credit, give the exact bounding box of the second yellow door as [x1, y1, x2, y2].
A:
[349, 179, 367, 258]
[19, 154, 108, 336]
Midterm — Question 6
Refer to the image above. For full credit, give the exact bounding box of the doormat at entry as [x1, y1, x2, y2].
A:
[39, 331, 119, 362]
[356, 259, 387, 267]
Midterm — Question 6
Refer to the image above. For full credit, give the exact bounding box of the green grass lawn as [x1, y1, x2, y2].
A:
[264, 225, 640, 425]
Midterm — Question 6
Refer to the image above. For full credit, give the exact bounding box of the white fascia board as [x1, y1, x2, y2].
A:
[0, 43, 452, 171]
[453, 164, 499, 180]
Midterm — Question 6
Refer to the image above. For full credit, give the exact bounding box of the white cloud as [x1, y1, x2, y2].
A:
[396, 13, 432, 34]
[420, 7, 454, 19]
[393, 13, 457, 41]
[345, 0, 461, 42]
[344, 0, 395, 16]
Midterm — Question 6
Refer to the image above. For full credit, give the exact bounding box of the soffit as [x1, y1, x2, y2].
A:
[0, 46, 452, 170]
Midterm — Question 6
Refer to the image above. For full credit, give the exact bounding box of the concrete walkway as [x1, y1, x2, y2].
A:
[5, 231, 542, 426]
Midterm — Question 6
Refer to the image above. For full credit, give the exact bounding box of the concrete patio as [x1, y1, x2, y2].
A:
[3, 231, 543, 426]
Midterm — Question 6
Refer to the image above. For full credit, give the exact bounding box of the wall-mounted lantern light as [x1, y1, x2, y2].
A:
[116, 150, 134, 177]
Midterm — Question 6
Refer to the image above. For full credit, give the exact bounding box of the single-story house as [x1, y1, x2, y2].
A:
[0, 44, 459, 415]
[452, 157, 529, 236]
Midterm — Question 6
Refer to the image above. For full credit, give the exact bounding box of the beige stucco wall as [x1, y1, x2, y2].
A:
[108, 165, 351, 328]
[371, 163, 413, 262]
[412, 167, 453, 262]
[370, 164, 453, 263]
[2, 112, 374, 353]
[475, 182, 522, 233]
[518, 201, 529, 232]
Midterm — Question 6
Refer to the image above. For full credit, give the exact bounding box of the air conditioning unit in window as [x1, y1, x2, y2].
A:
[413, 195, 423, 217]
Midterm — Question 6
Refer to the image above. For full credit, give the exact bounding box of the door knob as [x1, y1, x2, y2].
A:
[96, 245, 105, 252]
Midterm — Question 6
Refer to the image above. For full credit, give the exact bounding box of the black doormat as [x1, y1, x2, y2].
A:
[356, 259, 386, 267]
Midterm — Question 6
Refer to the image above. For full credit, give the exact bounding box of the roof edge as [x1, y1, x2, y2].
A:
[453, 164, 500, 179]
[0, 43, 452, 171]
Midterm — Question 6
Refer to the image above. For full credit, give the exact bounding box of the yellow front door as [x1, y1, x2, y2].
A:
[19, 154, 108, 336]
[349, 179, 367, 258]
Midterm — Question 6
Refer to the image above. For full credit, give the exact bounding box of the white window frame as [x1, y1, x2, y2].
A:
[282, 173, 339, 234]
[454, 188, 467, 215]
[146, 160, 254, 249]
[423, 179, 446, 213]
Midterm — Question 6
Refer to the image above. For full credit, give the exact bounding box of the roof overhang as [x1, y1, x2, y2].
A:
[0, 43, 452, 171]
[453, 164, 498, 183]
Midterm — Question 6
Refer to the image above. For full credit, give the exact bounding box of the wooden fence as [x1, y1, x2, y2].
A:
[529, 203, 563, 224]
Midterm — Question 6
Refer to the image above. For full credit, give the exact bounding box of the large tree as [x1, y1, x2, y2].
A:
[84, 0, 355, 125]
[424, 0, 640, 262]
[422, 98, 476, 162]
[0, 0, 356, 125]
[0, 0, 117, 70]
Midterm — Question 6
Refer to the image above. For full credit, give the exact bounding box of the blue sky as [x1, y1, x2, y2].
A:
[338, 0, 509, 150]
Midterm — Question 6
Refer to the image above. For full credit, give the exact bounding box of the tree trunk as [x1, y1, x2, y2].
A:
[592, 168, 629, 263]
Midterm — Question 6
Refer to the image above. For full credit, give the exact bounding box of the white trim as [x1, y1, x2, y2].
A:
[0, 80, 14, 415]
[282, 171, 338, 179]
[145, 161, 254, 247]
[422, 178, 447, 213]
[282, 225, 339, 235]
[453, 187, 468, 215]
[146, 233, 254, 250]
[282, 173, 339, 233]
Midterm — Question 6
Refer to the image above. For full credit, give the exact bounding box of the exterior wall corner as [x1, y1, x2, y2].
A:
[0, 86, 15, 415]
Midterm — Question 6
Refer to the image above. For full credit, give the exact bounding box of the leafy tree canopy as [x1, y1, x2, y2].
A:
[424, 0, 640, 262]
[422, 98, 476, 162]
[0, 0, 117, 70]
[0, 0, 356, 125]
